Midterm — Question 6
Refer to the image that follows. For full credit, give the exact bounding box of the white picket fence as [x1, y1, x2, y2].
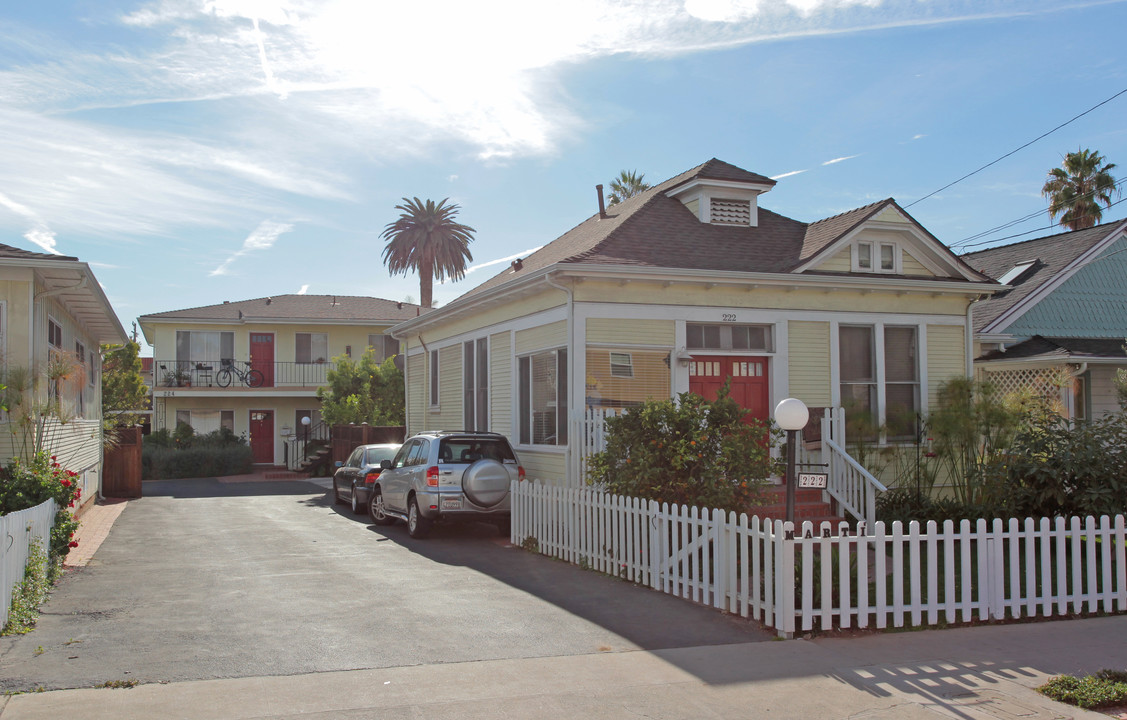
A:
[0, 499, 57, 628]
[510, 481, 1127, 637]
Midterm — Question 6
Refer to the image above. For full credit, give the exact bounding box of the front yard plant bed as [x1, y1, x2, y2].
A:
[1040, 670, 1127, 710]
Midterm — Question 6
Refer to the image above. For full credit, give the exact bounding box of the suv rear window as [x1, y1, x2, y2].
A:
[438, 438, 516, 464]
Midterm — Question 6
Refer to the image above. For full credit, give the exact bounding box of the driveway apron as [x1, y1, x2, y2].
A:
[0, 478, 771, 691]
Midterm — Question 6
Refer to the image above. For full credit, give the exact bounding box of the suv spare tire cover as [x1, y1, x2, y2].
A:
[461, 459, 509, 508]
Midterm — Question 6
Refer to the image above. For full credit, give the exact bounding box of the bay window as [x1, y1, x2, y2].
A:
[519, 348, 567, 446]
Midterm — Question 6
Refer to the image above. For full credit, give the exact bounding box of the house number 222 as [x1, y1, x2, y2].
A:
[721, 313, 737, 322]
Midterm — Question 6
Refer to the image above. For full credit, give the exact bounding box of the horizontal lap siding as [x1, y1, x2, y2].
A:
[519, 450, 565, 484]
[408, 353, 425, 435]
[1089, 366, 1121, 420]
[491, 332, 512, 436]
[927, 324, 966, 408]
[788, 321, 831, 406]
[901, 253, 933, 276]
[586, 318, 674, 346]
[816, 249, 851, 273]
[515, 320, 566, 355]
[435, 345, 462, 431]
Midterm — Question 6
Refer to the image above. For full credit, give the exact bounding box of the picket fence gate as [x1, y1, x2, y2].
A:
[510, 481, 1127, 637]
[0, 499, 57, 628]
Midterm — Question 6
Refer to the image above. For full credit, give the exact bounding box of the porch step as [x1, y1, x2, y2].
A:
[751, 485, 846, 526]
[757, 486, 827, 504]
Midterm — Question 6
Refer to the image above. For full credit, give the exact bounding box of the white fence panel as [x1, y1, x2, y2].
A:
[511, 481, 1127, 637]
[1, 499, 57, 628]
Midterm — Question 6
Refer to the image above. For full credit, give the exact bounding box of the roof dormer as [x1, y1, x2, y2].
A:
[665, 169, 775, 228]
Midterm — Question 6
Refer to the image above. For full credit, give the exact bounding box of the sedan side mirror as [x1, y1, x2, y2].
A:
[380, 459, 393, 470]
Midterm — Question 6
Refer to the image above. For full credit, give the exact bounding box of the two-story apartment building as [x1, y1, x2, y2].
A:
[138, 295, 420, 466]
[0, 243, 128, 508]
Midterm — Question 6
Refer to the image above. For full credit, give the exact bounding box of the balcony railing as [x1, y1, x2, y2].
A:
[154, 359, 331, 389]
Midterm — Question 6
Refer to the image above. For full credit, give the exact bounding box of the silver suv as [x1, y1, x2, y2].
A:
[370, 431, 524, 539]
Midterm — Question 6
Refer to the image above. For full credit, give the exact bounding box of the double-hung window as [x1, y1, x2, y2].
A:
[295, 333, 328, 363]
[74, 341, 87, 416]
[854, 241, 898, 273]
[518, 349, 567, 446]
[429, 350, 440, 408]
[839, 325, 919, 441]
[368, 334, 401, 362]
[463, 338, 489, 431]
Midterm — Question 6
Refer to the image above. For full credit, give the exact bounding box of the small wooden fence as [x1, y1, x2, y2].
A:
[510, 482, 1127, 637]
[1, 499, 57, 628]
[331, 424, 407, 466]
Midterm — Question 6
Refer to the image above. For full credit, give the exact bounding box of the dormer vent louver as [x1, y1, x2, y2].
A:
[711, 198, 751, 225]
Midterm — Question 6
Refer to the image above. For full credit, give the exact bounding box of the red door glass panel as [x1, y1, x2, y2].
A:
[250, 410, 274, 464]
[249, 333, 274, 387]
[689, 355, 769, 424]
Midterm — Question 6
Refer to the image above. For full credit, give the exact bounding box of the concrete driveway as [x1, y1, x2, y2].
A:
[0, 477, 771, 692]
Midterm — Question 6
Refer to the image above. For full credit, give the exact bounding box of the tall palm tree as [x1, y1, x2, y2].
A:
[607, 170, 651, 206]
[1041, 149, 1120, 231]
[380, 198, 475, 308]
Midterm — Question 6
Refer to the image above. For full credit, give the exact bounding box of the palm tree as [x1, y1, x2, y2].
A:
[607, 170, 651, 206]
[1041, 149, 1120, 231]
[380, 198, 475, 308]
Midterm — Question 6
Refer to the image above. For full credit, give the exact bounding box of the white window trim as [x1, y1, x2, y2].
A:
[429, 349, 440, 410]
[516, 347, 567, 449]
[830, 320, 927, 445]
[852, 241, 901, 274]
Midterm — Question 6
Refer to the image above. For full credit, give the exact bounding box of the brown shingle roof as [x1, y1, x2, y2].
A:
[961, 222, 1123, 332]
[978, 335, 1127, 362]
[140, 295, 423, 323]
[0, 242, 78, 262]
[457, 159, 987, 303]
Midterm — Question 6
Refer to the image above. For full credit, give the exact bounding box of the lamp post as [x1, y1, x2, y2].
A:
[301, 415, 311, 458]
[774, 398, 809, 525]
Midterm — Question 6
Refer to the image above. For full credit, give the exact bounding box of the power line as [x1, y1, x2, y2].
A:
[905, 87, 1127, 209]
[959, 194, 1127, 252]
[951, 176, 1127, 250]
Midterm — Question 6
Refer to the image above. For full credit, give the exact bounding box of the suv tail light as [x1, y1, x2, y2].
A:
[426, 466, 439, 486]
[364, 470, 381, 485]
[518, 465, 526, 482]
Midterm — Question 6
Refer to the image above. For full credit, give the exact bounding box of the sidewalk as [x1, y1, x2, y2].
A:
[64, 498, 129, 568]
[3, 615, 1125, 719]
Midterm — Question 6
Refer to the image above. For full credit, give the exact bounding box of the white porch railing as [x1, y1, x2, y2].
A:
[821, 407, 886, 526]
[511, 481, 1127, 637]
[1, 499, 57, 628]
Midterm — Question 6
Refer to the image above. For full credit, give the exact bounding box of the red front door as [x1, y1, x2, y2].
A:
[249, 333, 274, 387]
[689, 356, 769, 423]
[250, 410, 274, 464]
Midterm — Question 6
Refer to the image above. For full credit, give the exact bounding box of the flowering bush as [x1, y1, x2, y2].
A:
[0, 452, 81, 579]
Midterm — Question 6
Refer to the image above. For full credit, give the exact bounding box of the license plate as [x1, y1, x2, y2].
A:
[441, 498, 462, 510]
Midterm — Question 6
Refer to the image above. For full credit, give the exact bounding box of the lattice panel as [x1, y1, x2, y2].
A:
[983, 367, 1062, 399]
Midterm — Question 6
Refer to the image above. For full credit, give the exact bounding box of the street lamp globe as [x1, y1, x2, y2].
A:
[774, 398, 809, 431]
[301, 416, 311, 427]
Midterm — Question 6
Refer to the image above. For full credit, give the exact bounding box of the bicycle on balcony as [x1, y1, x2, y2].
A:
[215, 359, 265, 388]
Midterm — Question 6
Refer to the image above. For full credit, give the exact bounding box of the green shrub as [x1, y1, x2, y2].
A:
[586, 382, 780, 513]
[1040, 671, 1127, 709]
[876, 487, 1012, 525]
[142, 445, 253, 480]
[2, 537, 49, 635]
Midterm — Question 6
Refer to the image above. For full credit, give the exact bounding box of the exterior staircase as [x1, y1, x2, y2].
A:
[752, 485, 846, 528]
[299, 444, 331, 474]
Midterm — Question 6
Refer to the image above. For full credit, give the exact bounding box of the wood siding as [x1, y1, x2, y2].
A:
[519, 450, 566, 484]
[927, 324, 966, 408]
[515, 320, 567, 355]
[407, 352, 425, 435]
[1088, 366, 1123, 420]
[816, 248, 852, 273]
[788, 321, 832, 406]
[901, 252, 934, 276]
[490, 331, 512, 436]
[434, 344, 462, 430]
[586, 318, 674, 346]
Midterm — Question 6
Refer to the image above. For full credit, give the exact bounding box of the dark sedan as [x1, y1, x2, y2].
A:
[332, 443, 401, 517]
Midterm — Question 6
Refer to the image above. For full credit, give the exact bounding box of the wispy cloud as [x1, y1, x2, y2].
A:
[297, 283, 309, 294]
[822, 154, 860, 165]
[771, 169, 807, 180]
[210, 220, 295, 276]
[438, 245, 545, 284]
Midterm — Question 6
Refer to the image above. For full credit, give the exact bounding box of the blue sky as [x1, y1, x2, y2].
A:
[2, 0, 1126, 352]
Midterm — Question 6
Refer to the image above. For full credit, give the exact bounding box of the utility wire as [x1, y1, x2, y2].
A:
[905, 87, 1127, 209]
[952, 177, 1127, 250]
[960, 194, 1127, 252]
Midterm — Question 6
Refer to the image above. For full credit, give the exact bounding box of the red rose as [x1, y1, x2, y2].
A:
[61, 479, 71, 487]
[68, 541, 79, 548]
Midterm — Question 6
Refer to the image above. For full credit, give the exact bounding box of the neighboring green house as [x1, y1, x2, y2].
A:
[389, 159, 998, 488]
[0, 243, 128, 511]
[963, 219, 1127, 420]
[138, 295, 419, 467]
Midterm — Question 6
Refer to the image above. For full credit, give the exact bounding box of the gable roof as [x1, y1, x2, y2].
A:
[140, 295, 423, 323]
[458, 159, 991, 303]
[0, 242, 126, 345]
[961, 221, 1127, 333]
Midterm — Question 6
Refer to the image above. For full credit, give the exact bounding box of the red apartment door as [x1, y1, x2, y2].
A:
[249, 333, 274, 387]
[689, 356, 769, 423]
[250, 410, 274, 464]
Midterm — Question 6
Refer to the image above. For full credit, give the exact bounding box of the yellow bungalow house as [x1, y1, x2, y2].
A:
[0, 243, 128, 510]
[389, 159, 997, 493]
[138, 295, 419, 467]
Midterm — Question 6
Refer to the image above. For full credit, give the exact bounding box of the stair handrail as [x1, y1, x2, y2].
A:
[821, 408, 886, 528]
